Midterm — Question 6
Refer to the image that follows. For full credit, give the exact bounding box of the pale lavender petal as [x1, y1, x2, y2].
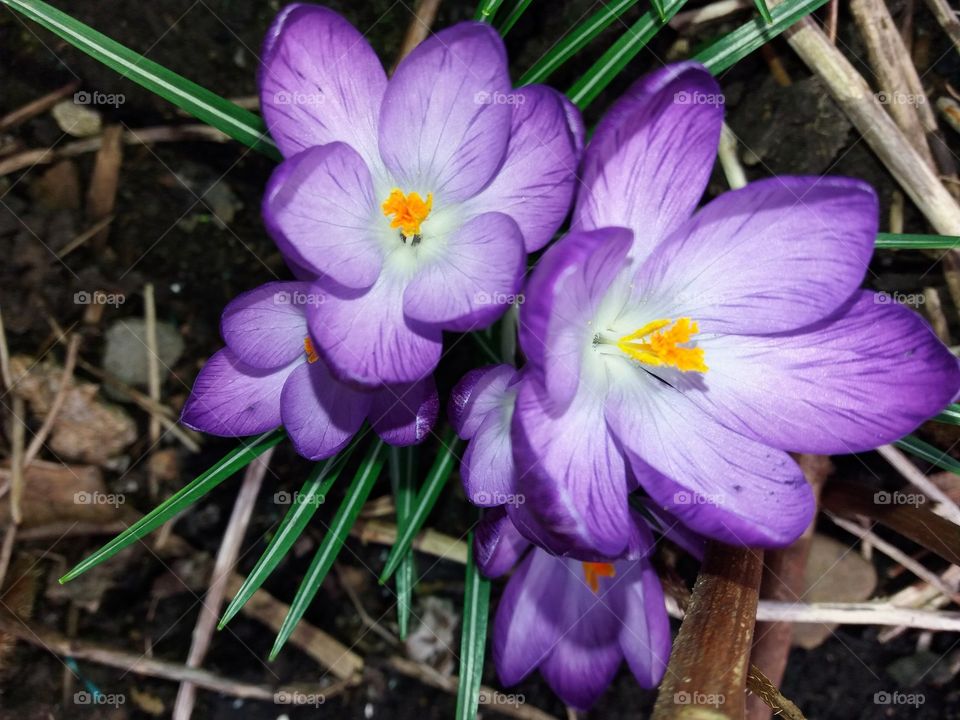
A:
[688, 290, 960, 454]
[449, 364, 517, 438]
[263, 142, 382, 288]
[518, 227, 633, 410]
[637, 176, 878, 333]
[307, 277, 442, 386]
[181, 348, 291, 436]
[614, 559, 671, 688]
[403, 212, 524, 331]
[368, 375, 440, 446]
[220, 281, 309, 369]
[464, 85, 581, 252]
[474, 506, 530, 578]
[259, 4, 385, 162]
[378, 23, 512, 202]
[280, 360, 370, 460]
[463, 401, 517, 507]
[574, 62, 722, 262]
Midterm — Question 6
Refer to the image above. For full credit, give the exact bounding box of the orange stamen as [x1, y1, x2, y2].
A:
[303, 336, 319, 364]
[382, 187, 433, 237]
[582, 562, 616, 594]
[616, 317, 707, 373]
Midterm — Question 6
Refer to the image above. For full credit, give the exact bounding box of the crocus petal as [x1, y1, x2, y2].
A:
[574, 62, 722, 262]
[512, 380, 632, 557]
[280, 360, 370, 460]
[263, 142, 382, 288]
[181, 348, 290, 436]
[368, 375, 440, 446]
[464, 85, 581, 252]
[220, 281, 309, 369]
[378, 23, 512, 203]
[449, 364, 517, 438]
[474, 506, 530, 578]
[606, 372, 813, 547]
[403, 213, 524, 331]
[307, 277, 443, 386]
[259, 4, 386, 162]
[635, 176, 878, 334]
[519, 227, 633, 411]
[614, 559, 671, 689]
[688, 290, 960, 454]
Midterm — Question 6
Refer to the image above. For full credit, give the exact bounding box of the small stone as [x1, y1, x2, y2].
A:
[103, 318, 185, 388]
[50, 99, 102, 138]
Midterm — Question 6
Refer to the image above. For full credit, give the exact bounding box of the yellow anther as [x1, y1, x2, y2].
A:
[582, 562, 616, 594]
[304, 337, 320, 364]
[616, 317, 707, 373]
[382, 188, 433, 237]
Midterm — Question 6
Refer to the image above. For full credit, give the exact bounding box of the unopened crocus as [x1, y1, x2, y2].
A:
[259, 4, 582, 386]
[181, 281, 438, 459]
[509, 62, 960, 557]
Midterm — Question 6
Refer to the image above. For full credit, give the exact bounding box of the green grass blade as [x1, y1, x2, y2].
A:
[497, 0, 534, 35]
[566, 0, 688, 109]
[1, 0, 280, 160]
[379, 429, 462, 584]
[754, 0, 774, 23]
[455, 531, 491, 720]
[518, 0, 638, 86]
[650, 0, 667, 22]
[875, 233, 960, 249]
[895, 435, 960, 476]
[219, 449, 354, 629]
[269, 440, 386, 659]
[475, 0, 506, 22]
[60, 430, 285, 583]
[389, 446, 418, 640]
[934, 404, 960, 425]
[694, 0, 829, 75]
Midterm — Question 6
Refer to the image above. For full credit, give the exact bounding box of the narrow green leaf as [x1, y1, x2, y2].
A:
[469, 331, 500, 364]
[754, 0, 774, 23]
[219, 449, 354, 630]
[496, 0, 533, 35]
[650, 0, 668, 22]
[518, 0, 638, 86]
[694, 0, 830, 75]
[875, 232, 960, 249]
[895, 435, 960, 476]
[455, 531, 491, 720]
[60, 430, 285, 583]
[379, 429, 462, 584]
[475, 0, 506, 22]
[269, 440, 386, 660]
[566, 0, 688, 110]
[1, 0, 280, 160]
[389, 446, 418, 640]
[934, 404, 960, 425]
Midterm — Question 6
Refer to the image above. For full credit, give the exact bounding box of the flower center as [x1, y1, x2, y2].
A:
[604, 317, 707, 373]
[582, 562, 616, 594]
[382, 187, 433, 242]
[303, 336, 319, 364]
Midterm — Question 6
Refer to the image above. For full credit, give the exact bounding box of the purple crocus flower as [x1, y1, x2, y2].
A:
[181, 281, 438, 459]
[506, 62, 960, 557]
[258, 4, 582, 387]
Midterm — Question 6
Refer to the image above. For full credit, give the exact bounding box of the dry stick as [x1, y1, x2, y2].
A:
[924, 0, 960, 54]
[86, 124, 123, 247]
[22, 334, 81, 468]
[0, 614, 355, 703]
[172, 447, 274, 720]
[0, 80, 81, 132]
[746, 666, 805, 720]
[754, 601, 960, 630]
[746, 455, 830, 720]
[393, 0, 443, 70]
[824, 0, 838, 44]
[718, 123, 747, 190]
[653, 543, 764, 720]
[670, 0, 752, 32]
[9, 396, 25, 525]
[351, 518, 469, 564]
[0, 524, 16, 593]
[144, 284, 161, 499]
[877, 444, 960, 525]
[56, 214, 115, 260]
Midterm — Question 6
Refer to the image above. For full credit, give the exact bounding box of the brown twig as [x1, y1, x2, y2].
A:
[0, 81, 81, 132]
[22, 334, 81, 468]
[393, 0, 443, 70]
[144, 283, 161, 499]
[746, 666, 805, 720]
[924, 0, 960, 54]
[351, 518, 468, 564]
